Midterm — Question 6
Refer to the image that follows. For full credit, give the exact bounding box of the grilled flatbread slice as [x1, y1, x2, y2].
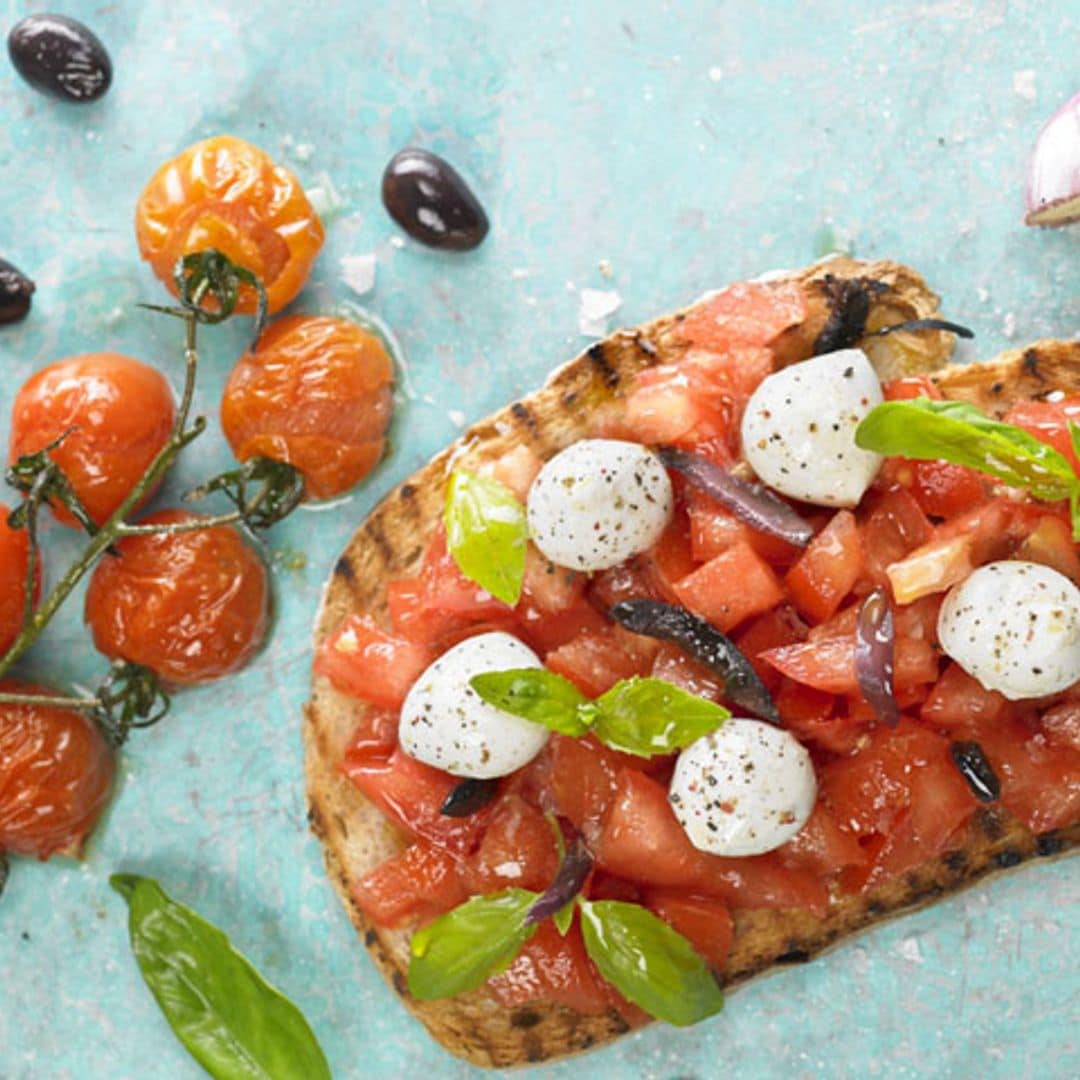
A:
[305, 257, 1080, 1068]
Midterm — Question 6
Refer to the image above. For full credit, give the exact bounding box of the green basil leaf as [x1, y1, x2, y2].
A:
[579, 899, 724, 1027]
[408, 889, 538, 1000]
[469, 668, 592, 736]
[855, 399, 1078, 502]
[592, 677, 728, 757]
[553, 899, 575, 936]
[110, 874, 331, 1080]
[444, 471, 527, 606]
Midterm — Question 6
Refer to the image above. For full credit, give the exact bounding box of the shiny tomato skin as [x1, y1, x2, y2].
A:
[1014, 514, 1080, 585]
[545, 624, 659, 698]
[352, 840, 468, 929]
[686, 487, 801, 568]
[315, 614, 432, 711]
[1004, 397, 1080, 474]
[0, 505, 37, 655]
[221, 316, 394, 500]
[733, 604, 808, 693]
[776, 801, 865, 878]
[858, 486, 933, 587]
[921, 663, 1013, 731]
[0, 682, 114, 858]
[340, 709, 399, 764]
[9, 353, 176, 528]
[135, 135, 324, 315]
[785, 510, 863, 623]
[645, 891, 734, 970]
[84, 509, 269, 685]
[908, 461, 989, 520]
[465, 793, 559, 894]
[677, 281, 806, 352]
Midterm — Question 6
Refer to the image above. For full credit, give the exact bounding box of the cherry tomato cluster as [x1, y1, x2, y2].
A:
[1, 134, 396, 865]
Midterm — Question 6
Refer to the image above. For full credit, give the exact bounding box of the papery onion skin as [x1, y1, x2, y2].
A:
[1024, 90, 1080, 227]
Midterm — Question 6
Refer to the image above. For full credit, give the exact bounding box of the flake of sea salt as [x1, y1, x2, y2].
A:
[578, 288, 622, 337]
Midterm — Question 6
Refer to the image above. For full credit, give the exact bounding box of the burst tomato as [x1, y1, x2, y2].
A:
[135, 135, 324, 315]
[221, 316, 394, 500]
[0, 506, 37, 656]
[0, 683, 114, 859]
[84, 510, 269, 685]
[9, 353, 175, 528]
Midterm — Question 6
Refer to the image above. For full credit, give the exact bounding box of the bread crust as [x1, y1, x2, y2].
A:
[304, 258, 1080, 1068]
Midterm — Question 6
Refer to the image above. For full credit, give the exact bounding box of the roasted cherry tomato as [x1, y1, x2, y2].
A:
[9, 353, 175, 528]
[221, 315, 394, 499]
[134, 135, 324, 316]
[84, 509, 269, 685]
[0, 505, 38, 656]
[0, 682, 114, 858]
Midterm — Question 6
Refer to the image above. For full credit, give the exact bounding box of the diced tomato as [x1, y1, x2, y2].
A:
[776, 801, 866, 877]
[677, 281, 806, 352]
[785, 511, 863, 623]
[341, 709, 399, 766]
[466, 794, 559, 894]
[491, 444, 543, 501]
[342, 747, 490, 854]
[644, 891, 734, 969]
[908, 461, 989, 519]
[651, 643, 725, 702]
[1014, 514, 1080, 585]
[589, 557, 667, 611]
[315, 614, 433, 710]
[921, 663, 1012, 730]
[1039, 699, 1080, 753]
[546, 624, 659, 697]
[775, 679, 866, 754]
[487, 919, 611, 1015]
[673, 541, 785, 633]
[882, 375, 943, 402]
[352, 841, 469, 929]
[734, 605, 808, 692]
[685, 487, 801, 568]
[1005, 397, 1080, 475]
[648, 513, 698, 596]
[515, 547, 606, 653]
[859, 487, 933, 587]
[388, 528, 512, 646]
[762, 635, 939, 695]
[596, 769, 828, 914]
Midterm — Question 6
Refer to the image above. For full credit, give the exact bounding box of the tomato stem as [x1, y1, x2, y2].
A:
[0, 691, 97, 711]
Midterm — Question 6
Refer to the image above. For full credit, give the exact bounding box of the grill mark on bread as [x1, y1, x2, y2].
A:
[586, 342, 622, 389]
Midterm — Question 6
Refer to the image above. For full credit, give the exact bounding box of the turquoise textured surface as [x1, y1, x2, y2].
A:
[1, 1, 1078, 1077]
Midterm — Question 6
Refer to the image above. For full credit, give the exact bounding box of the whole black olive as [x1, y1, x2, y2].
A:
[381, 148, 489, 251]
[8, 14, 112, 103]
[0, 259, 35, 324]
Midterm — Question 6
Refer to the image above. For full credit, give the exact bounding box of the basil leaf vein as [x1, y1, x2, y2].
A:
[110, 873, 331, 1080]
[444, 471, 527, 606]
[408, 889, 538, 1000]
[579, 899, 724, 1027]
[469, 669, 591, 736]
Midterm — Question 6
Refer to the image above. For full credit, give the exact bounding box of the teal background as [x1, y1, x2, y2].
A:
[0, 1, 1078, 1077]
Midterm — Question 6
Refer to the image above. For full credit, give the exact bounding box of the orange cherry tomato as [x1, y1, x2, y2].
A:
[0, 505, 38, 656]
[220, 315, 394, 499]
[84, 509, 269, 685]
[0, 681, 115, 859]
[9, 353, 176, 528]
[134, 135, 325, 315]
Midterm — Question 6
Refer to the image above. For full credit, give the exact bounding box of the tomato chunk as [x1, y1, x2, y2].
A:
[762, 635, 939, 695]
[546, 624, 658, 697]
[466, 794, 559, 894]
[776, 801, 866, 877]
[1005, 397, 1080, 475]
[315, 615, 432, 710]
[686, 487, 801, 568]
[859, 487, 933, 588]
[677, 281, 806, 352]
[1014, 514, 1080, 586]
[353, 841, 468, 928]
[785, 510, 863, 623]
[921, 663, 1012, 730]
[650, 643, 725, 702]
[644, 891, 734, 969]
[341, 709, 399, 766]
[734, 605, 808, 692]
[674, 541, 785, 633]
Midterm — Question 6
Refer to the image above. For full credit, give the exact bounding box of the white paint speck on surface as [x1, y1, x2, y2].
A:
[896, 937, 924, 964]
[1002, 311, 1017, 338]
[389, 235, 406, 249]
[577, 288, 622, 336]
[1012, 69, 1036, 100]
[447, 409, 466, 428]
[977, 286, 990, 303]
[339, 253, 376, 297]
[510, 267, 530, 280]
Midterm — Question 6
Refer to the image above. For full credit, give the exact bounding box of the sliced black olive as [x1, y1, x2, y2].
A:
[609, 599, 780, 725]
[381, 148, 489, 251]
[8, 14, 112, 103]
[949, 740, 1001, 803]
[0, 259, 35, 324]
[439, 776, 499, 817]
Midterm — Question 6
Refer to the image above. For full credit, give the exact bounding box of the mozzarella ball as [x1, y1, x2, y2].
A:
[669, 719, 816, 857]
[937, 560, 1080, 700]
[526, 439, 673, 571]
[399, 632, 548, 778]
[741, 348, 883, 507]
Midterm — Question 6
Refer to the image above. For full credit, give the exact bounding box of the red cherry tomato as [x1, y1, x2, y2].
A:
[9, 353, 175, 528]
[221, 315, 394, 499]
[0, 682, 115, 859]
[0, 504, 38, 656]
[135, 135, 324, 316]
[84, 509, 269, 685]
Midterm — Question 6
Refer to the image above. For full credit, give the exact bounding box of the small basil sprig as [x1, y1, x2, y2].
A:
[579, 900, 725, 1027]
[408, 889, 538, 1000]
[470, 670, 729, 757]
[855, 398, 1080, 537]
[111, 874, 331, 1080]
[444, 471, 528, 606]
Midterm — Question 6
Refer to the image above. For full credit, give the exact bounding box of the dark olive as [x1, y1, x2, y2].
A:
[8, 14, 112, 103]
[381, 148, 489, 251]
[0, 259, 35, 324]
